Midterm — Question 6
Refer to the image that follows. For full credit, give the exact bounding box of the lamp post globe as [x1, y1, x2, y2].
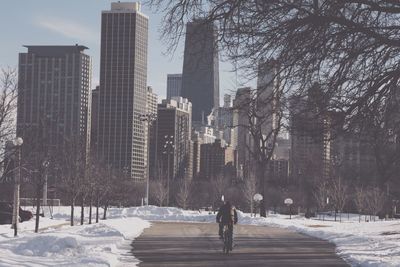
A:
[13, 137, 23, 146]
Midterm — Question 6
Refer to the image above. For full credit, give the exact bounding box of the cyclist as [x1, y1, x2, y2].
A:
[216, 201, 238, 248]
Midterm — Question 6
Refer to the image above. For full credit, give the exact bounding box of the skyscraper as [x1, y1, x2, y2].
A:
[200, 139, 225, 180]
[156, 97, 192, 204]
[182, 19, 219, 127]
[90, 86, 99, 153]
[166, 74, 182, 100]
[232, 87, 252, 179]
[17, 45, 91, 157]
[257, 59, 280, 136]
[146, 86, 158, 180]
[97, 2, 148, 180]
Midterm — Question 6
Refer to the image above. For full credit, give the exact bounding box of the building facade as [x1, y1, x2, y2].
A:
[146, 86, 158, 180]
[97, 2, 148, 180]
[155, 97, 192, 183]
[181, 19, 219, 127]
[166, 74, 182, 100]
[257, 59, 280, 137]
[17, 45, 91, 157]
[199, 139, 225, 180]
[232, 87, 252, 179]
[90, 86, 99, 153]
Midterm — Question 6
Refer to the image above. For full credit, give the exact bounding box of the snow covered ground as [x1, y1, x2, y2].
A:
[0, 205, 399, 266]
[0, 206, 150, 267]
[238, 212, 400, 267]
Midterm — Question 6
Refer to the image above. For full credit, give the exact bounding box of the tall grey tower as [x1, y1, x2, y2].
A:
[17, 45, 91, 157]
[97, 2, 148, 180]
[182, 19, 219, 127]
[166, 74, 182, 100]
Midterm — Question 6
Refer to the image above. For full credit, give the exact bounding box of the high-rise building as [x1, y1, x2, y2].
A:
[147, 86, 158, 115]
[155, 97, 192, 203]
[97, 2, 148, 180]
[218, 94, 234, 145]
[232, 87, 252, 178]
[257, 59, 280, 136]
[156, 97, 192, 180]
[290, 84, 330, 185]
[90, 86, 99, 153]
[166, 74, 182, 100]
[182, 19, 219, 127]
[200, 139, 225, 180]
[191, 131, 202, 179]
[147, 86, 158, 180]
[17, 45, 91, 157]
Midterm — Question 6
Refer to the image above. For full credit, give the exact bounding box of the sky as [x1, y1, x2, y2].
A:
[0, 0, 243, 102]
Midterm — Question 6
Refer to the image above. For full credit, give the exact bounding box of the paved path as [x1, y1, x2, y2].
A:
[131, 222, 349, 267]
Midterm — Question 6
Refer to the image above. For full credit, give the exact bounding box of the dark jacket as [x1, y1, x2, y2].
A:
[216, 203, 238, 224]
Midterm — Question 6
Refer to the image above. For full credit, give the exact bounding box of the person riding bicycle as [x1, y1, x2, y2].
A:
[216, 201, 238, 243]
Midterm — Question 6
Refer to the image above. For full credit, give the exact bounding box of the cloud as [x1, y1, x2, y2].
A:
[35, 17, 98, 43]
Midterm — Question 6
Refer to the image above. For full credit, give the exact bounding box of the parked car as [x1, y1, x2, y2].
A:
[0, 202, 33, 225]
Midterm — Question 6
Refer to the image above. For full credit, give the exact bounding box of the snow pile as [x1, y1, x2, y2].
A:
[0, 215, 150, 267]
[16, 235, 79, 256]
[107, 205, 216, 222]
[237, 211, 400, 267]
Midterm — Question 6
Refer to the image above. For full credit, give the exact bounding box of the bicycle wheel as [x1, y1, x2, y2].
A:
[223, 228, 230, 254]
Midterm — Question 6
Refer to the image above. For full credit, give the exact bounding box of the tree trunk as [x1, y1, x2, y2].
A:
[96, 196, 99, 223]
[89, 192, 93, 224]
[80, 195, 84, 225]
[70, 200, 75, 226]
[103, 203, 108, 220]
[259, 162, 266, 217]
[34, 188, 41, 233]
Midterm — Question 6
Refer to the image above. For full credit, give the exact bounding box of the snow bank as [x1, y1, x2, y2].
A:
[0, 215, 150, 267]
[107, 205, 216, 222]
[237, 211, 400, 267]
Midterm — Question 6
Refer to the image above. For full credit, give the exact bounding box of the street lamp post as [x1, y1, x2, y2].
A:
[42, 160, 50, 207]
[332, 153, 342, 222]
[139, 112, 157, 206]
[12, 137, 23, 237]
[163, 135, 174, 206]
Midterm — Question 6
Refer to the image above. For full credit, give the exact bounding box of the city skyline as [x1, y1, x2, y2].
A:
[0, 0, 248, 102]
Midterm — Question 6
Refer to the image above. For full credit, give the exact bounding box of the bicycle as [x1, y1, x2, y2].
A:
[222, 224, 233, 254]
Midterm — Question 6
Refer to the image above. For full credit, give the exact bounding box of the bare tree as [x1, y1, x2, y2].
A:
[242, 171, 257, 215]
[150, 179, 168, 207]
[0, 68, 17, 137]
[355, 186, 368, 223]
[149, 1, 400, 128]
[211, 173, 229, 209]
[328, 177, 348, 222]
[19, 117, 53, 233]
[0, 67, 18, 184]
[57, 136, 86, 226]
[100, 165, 119, 220]
[85, 157, 97, 224]
[314, 179, 329, 220]
[148, 1, 400, 210]
[176, 178, 192, 209]
[366, 187, 386, 222]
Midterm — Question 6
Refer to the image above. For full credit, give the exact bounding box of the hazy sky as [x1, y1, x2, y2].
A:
[0, 0, 243, 101]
